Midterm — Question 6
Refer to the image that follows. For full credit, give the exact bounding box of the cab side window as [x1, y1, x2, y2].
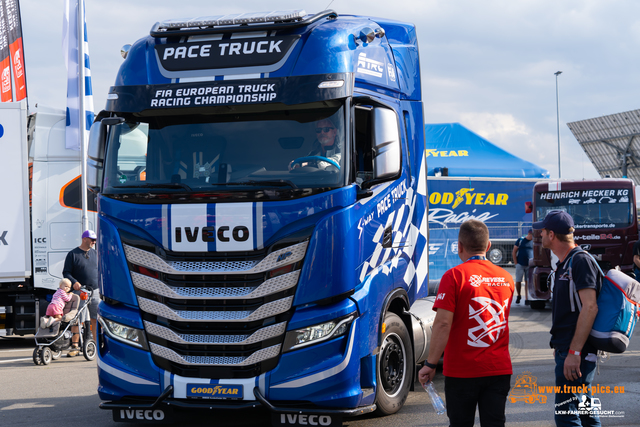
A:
[354, 105, 373, 184]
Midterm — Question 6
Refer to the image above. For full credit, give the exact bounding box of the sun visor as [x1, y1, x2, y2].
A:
[106, 73, 352, 113]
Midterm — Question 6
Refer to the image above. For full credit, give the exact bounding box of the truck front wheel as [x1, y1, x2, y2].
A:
[488, 246, 504, 265]
[375, 312, 413, 415]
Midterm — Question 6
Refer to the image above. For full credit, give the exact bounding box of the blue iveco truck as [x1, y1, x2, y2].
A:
[87, 10, 434, 425]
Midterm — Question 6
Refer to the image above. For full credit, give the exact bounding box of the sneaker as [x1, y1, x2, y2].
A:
[516, 296, 521, 304]
[40, 316, 49, 328]
[67, 346, 80, 357]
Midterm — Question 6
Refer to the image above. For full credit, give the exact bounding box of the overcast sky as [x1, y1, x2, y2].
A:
[20, 0, 640, 180]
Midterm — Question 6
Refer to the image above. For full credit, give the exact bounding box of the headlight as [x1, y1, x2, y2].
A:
[283, 313, 355, 352]
[98, 316, 149, 350]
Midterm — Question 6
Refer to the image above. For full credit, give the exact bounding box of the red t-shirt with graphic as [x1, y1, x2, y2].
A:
[434, 259, 514, 378]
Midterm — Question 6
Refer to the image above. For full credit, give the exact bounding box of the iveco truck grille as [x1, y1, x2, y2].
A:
[122, 240, 308, 379]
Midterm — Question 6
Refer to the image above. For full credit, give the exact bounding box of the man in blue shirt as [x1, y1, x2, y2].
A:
[512, 229, 533, 304]
[62, 230, 99, 357]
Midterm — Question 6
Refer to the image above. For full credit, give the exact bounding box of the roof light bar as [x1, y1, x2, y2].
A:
[157, 10, 307, 31]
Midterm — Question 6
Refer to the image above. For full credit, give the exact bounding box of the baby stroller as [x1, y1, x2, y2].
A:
[33, 288, 97, 365]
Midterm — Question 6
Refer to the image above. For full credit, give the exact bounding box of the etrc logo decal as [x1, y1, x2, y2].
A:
[0, 123, 4, 138]
[357, 52, 384, 78]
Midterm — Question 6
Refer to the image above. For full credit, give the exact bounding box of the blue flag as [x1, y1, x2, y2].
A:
[63, 0, 94, 151]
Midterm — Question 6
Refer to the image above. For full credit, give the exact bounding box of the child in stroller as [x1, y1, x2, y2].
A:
[33, 287, 97, 365]
[40, 278, 73, 328]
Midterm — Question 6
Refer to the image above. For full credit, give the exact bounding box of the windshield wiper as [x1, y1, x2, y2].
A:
[212, 180, 298, 189]
[113, 183, 193, 191]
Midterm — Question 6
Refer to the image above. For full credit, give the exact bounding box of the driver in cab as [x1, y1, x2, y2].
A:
[289, 118, 342, 170]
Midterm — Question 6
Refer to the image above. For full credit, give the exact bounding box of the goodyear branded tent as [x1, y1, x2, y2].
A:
[425, 123, 550, 178]
[425, 123, 548, 287]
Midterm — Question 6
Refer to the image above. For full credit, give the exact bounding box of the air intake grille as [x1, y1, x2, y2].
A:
[123, 238, 308, 379]
[124, 242, 307, 275]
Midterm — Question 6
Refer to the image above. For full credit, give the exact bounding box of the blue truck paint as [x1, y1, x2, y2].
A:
[91, 10, 434, 422]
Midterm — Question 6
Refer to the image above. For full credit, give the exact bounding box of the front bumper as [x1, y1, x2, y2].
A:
[101, 386, 376, 424]
[100, 385, 375, 415]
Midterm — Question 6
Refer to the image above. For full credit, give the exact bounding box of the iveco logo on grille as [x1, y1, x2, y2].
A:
[155, 36, 300, 72]
[175, 226, 249, 243]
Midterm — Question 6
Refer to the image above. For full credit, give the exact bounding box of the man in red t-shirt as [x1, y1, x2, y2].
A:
[419, 219, 514, 427]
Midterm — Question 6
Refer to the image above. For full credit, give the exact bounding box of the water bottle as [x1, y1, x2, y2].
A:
[423, 381, 446, 415]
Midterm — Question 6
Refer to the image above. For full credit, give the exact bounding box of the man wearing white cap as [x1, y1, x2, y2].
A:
[62, 230, 99, 357]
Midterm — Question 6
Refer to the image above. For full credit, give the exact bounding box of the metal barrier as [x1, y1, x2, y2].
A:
[428, 221, 532, 283]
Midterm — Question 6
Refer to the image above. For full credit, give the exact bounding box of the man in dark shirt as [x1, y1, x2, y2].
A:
[512, 228, 533, 304]
[533, 210, 600, 427]
[62, 230, 99, 356]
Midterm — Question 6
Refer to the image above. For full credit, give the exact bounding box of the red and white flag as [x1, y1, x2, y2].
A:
[0, 6, 12, 102]
[1, 0, 26, 102]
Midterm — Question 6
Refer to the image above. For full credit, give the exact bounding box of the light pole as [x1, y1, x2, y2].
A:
[555, 71, 563, 178]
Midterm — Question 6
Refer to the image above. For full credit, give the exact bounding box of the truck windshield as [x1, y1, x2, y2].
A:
[102, 104, 346, 198]
[535, 189, 633, 229]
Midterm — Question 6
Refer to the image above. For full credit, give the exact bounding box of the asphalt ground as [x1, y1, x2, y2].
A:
[1, 267, 638, 426]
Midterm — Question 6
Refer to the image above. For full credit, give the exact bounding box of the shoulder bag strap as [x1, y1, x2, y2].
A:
[569, 248, 604, 313]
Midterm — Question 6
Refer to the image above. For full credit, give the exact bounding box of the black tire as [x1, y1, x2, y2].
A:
[32, 348, 42, 365]
[41, 347, 52, 365]
[530, 300, 546, 310]
[83, 339, 97, 361]
[51, 350, 62, 360]
[375, 312, 413, 415]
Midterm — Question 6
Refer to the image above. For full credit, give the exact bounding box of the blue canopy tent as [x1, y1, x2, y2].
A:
[425, 123, 550, 178]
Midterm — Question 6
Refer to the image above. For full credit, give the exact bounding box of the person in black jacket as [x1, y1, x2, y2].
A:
[62, 230, 99, 357]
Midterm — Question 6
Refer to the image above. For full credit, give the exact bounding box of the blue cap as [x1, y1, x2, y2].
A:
[82, 230, 97, 240]
[532, 210, 574, 234]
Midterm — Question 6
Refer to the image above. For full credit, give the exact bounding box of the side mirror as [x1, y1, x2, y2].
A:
[87, 121, 107, 193]
[371, 107, 401, 180]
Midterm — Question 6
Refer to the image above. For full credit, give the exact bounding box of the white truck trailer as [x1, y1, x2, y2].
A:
[0, 101, 95, 336]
